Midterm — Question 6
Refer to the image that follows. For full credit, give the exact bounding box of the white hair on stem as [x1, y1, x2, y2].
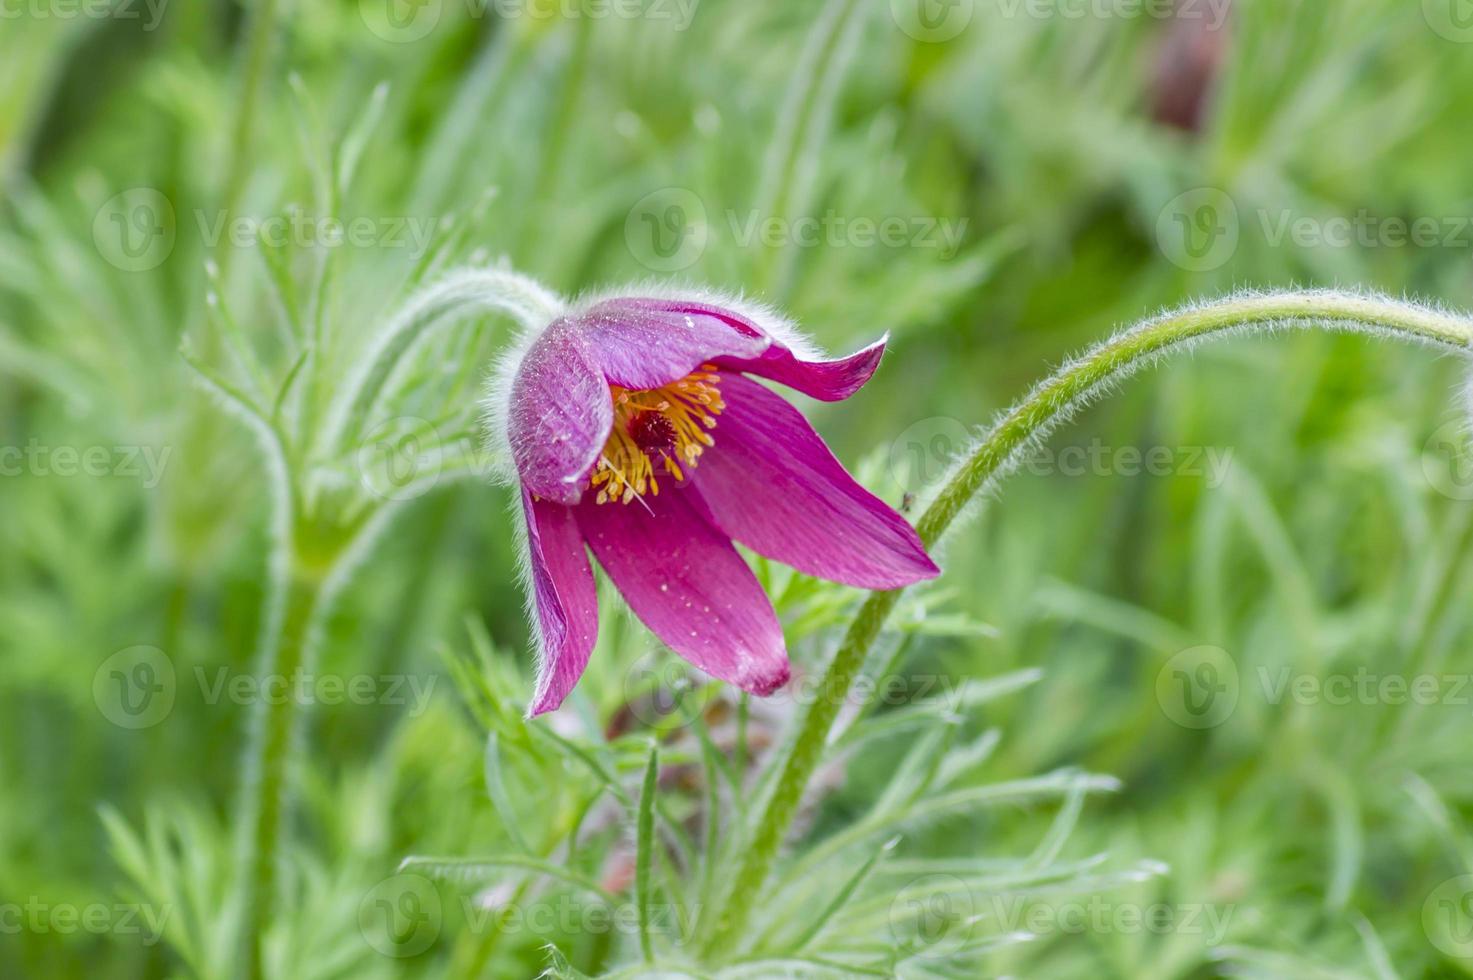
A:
[325, 264, 565, 459]
[914, 287, 1473, 556]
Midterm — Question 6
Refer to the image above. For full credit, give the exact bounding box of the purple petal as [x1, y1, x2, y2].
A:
[522, 489, 601, 716]
[575, 488, 790, 696]
[575, 298, 768, 390]
[715, 335, 887, 402]
[694, 374, 939, 590]
[509, 319, 612, 504]
[509, 296, 886, 505]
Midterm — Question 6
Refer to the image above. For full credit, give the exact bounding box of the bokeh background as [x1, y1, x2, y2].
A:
[6, 0, 1473, 976]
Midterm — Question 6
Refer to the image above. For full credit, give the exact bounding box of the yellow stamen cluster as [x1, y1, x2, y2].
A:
[590, 365, 723, 505]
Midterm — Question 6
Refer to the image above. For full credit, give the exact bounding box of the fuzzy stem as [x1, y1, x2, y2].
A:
[231, 497, 421, 977]
[238, 556, 329, 980]
[317, 266, 562, 458]
[703, 290, 1473, 958]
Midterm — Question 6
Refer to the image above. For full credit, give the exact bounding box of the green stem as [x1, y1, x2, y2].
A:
[239, 556, 329, 980]
[317, 267, 561, 458]
[703, 290, 1473, 958]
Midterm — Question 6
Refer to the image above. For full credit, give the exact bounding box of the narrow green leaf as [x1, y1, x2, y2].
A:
[336, 81, 390, 195]
[271, 345, 310, 426]
[636, 741, 660, 964]
[541, 944, 593, 980]
[483, 731, 531, 853]
[788, 837, 898, 952]
[399, 855, 613, 901]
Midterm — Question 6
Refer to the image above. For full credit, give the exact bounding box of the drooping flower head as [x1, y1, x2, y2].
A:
[485, 288, 939, 716]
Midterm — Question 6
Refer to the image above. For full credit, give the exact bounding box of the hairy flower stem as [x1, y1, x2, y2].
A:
[704, 291, 1473, 958]
[239, 556, 329, 980]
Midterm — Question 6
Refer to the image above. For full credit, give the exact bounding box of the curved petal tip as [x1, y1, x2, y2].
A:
[743, 658, 792, 697]
[693, 374, 940, 591]
[717, 335, 888, 402]
[521, 490, 599, 716]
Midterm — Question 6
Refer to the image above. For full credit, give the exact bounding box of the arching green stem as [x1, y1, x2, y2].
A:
[703, 290, 1473, 957]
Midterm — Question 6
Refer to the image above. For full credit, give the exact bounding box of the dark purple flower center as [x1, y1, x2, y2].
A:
[629, 411, 678, 456]
[589, 365, 724, 505]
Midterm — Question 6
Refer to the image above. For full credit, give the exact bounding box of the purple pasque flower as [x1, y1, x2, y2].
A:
[488, 289, 939, 716]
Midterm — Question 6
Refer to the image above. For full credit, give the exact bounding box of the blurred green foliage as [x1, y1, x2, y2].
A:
[4, 0, 1473, 976]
